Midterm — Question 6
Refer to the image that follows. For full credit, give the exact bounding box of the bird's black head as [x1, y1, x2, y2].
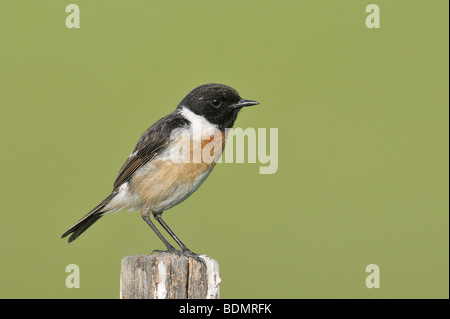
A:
[177, 83, 259, 129]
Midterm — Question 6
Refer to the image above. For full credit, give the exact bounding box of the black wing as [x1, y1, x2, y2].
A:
[113, 111, 189, 191]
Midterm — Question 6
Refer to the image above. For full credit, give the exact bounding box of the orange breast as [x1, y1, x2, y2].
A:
[129, 129, 226, 212]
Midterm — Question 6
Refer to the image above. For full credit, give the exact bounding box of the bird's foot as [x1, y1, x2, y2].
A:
[151, 247, 205, 265]
[151, 246, 179, 255]
[180, 248, 206, 265]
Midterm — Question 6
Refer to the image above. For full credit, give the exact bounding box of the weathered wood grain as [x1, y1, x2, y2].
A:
[120, 253, 221, 299]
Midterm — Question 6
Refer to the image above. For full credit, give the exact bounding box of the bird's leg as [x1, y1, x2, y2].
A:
[153, 212, 193, 254]
[153, 212, 205, 265]
[140, 205, 177, 253]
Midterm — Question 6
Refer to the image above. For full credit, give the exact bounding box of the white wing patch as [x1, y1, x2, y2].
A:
[128, 150, 138, 158]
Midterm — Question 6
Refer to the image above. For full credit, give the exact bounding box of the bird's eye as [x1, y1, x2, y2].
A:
[211, 99, 221, 107]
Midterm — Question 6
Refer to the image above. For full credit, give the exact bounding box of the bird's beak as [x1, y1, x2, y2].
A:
[233, 98, 260, 108]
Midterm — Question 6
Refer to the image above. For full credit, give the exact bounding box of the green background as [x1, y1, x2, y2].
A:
[0, 1, 448, 298]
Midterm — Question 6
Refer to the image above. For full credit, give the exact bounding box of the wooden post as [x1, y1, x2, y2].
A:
[120, 253, 221, 299]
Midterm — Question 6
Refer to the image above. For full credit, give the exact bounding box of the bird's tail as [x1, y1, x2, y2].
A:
[61, 193, 115, 243]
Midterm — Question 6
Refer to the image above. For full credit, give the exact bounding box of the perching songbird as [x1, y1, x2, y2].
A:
[61, 83, 259, 256]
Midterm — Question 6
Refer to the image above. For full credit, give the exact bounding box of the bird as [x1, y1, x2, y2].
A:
[61, 83, 259, 256]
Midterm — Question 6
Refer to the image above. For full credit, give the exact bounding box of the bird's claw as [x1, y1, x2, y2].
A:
[181, 249, 206, 265]
[151, 248, 205, 265]
[151, 247, 178, 255]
